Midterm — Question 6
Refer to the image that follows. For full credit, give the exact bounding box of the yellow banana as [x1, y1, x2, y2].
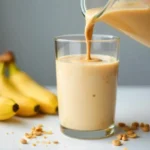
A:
[0, 63, 40, 117]
[9, 63, 58, 114]
[0, 96, 19, 120]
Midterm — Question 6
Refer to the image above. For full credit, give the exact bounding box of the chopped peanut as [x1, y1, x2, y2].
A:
[121, 134, 128, 141]
[117, 134, 123, 140]
[53, 141, 59, 144]
[127, 133, 137, 138]
[132, 122, 139, 127]
[25, 133, 33, 139]
[126, 130, 134, 135]
[20, 138, 28, 144]
[20, 124, 58, 147]
[123, 134, 128, 138]
[140, 122, 144, 128]
[112, 139, 121, 146]
[35, 131, 42, 136]
[35, 127, 43, 132]
[123, 126, 131, 131]
[131, 125, 137, 130]
[145, 124, 149, 128]
[118, 122, 126, 128]
[122, 136, 128, 141]
[142, 126, 149, 132]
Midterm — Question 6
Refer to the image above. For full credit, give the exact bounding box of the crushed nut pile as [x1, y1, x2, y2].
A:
[20, 124, 59, 147]
[112, 121, 150, 149]
[20, 122, 149, 148]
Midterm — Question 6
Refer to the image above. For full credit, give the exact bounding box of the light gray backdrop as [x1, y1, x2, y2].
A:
[0, 0, 150, 86]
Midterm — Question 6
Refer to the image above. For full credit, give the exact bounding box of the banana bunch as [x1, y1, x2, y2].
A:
[0, 63, 19, 120]
[0, 62, 40, 117]
[0, 51, 58, 117]
[9, 63, 58, 114]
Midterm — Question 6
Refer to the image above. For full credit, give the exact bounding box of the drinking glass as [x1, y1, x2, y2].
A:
[55, 34, 120, 139]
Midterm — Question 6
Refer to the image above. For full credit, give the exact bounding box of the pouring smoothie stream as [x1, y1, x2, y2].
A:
[84, 0, 150, 61]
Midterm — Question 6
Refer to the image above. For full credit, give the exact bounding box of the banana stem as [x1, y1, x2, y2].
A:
[9, 63, 19, 76]
[0, 63, 5, 75]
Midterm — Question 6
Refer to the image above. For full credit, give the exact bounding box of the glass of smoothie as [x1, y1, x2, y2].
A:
[55, 34, 120, 139]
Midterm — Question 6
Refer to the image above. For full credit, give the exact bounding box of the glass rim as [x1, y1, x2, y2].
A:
[55, 34, 120, 43]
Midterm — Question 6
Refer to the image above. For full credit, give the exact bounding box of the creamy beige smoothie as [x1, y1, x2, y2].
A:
[85, 1, 150, 49]
[56, 55, 119, 130]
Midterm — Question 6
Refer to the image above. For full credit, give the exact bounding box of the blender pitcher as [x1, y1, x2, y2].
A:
[80, 0, 150, 47]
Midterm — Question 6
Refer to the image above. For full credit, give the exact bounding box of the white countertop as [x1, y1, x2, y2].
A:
[1, 86, 150, 150]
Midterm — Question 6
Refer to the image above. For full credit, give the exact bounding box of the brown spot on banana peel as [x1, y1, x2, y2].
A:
[13, 103, 19, 112]
[34, 105, 40, 113]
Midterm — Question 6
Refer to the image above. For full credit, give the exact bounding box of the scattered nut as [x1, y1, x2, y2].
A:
[131, 125, 137, 130]
[145, 124, 149, 128]
[53, 141, 59, 144]
[20, 138, 28, 144]
[122, 136, 128, 141]
[142, 126, 149, 132]
[121, 134, 128, 141]
[123, 148, 128, 150]
[118, 122, 126, 128]
[112, 139, 121, 146]
[127, 133, 137, 138]
[20, 124, 57, 147]
[126, 130, 134, 135]
[25, 133, 33, 139]
[117, 134, 123, 140]
[35, 127, 43, 132]
[132, 122, 139, 127]
[140, 122, 144, 128]
[35, 131, 42, 136]
[123, 134, 128, 138]
[123, 126, 131, 131]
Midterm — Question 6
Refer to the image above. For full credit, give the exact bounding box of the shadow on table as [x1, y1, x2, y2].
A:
[0, 117, 23, 125]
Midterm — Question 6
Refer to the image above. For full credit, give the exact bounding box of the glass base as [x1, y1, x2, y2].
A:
[60, 124, 115, 139]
